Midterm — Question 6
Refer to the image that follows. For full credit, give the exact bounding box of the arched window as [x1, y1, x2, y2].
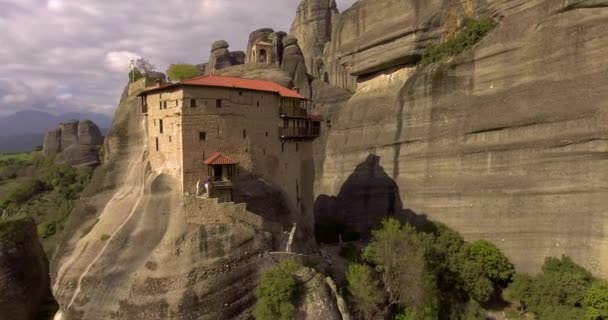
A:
[259, 49, 268, 63]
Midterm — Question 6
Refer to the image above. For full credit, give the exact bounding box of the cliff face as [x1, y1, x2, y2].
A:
[50, 85, 273, 319]
[0, 218, 56, 320]
[302, 0, 608, 276]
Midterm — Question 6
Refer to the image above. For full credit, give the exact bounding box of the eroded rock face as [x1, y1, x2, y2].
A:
[291, 0, 339, 78]
[281, 36, 312, 99]
[315, 0, 608, 276]
[207, 40, 245, 74]
[295, 268, 342, 320]
[42, 120, 104, 167]
[0, 218, 56, 320]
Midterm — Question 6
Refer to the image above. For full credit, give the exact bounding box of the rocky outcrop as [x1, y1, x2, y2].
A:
[291, 0, 339, 78]
[216, 64, 294, 88]
[42, 120, 104, 167]
[207, 40, 244, 74]
[281, 36, 312, 99]
[295, 267, 342, 320]
[0, 218, 57, 320]
[314, 0, 608, 277]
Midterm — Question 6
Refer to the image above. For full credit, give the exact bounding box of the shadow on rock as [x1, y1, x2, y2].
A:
[314, 154, 432, 243]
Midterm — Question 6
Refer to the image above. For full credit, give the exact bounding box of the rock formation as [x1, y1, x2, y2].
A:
[281, 36, 312, 99]
[42, 120, 104, 167]
[290, 0, 339, 78]
[0, 218, 57, 320]
[207, 40, 244, 74]
[308, 0, 608, 277]
[295, 267, 342, 320]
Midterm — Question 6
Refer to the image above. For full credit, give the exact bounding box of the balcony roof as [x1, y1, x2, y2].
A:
[204, 152, 239, 166]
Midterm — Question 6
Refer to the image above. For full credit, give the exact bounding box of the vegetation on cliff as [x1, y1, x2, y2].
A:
[255, 258, 302, 320]
[508, 256, 608, 320]
[421, 17, 497, 65]
[0, 152, 92, 254]
[166, 63, 202, 81]
[343, 218, 512, 319]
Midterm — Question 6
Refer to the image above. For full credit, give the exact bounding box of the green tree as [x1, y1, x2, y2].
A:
[363, 219, 432, 309]
[346, 263, 384, 319]
[584, 281, 608, 320]
[129, 67, 143, 82]
[456, 240, 514, 303]
[255, 258, 301, 320]
[509, 256, 593, 319]
[166, 63, 201, 81]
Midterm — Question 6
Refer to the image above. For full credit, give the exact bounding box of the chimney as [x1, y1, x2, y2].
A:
[293, 87, 300, 93]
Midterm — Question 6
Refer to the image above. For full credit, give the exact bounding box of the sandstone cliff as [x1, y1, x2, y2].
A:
[300, 0, 608, 276]
[0, 218, 56, 320]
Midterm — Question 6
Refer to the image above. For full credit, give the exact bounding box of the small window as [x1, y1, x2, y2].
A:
[239, 91, 243, 96]
[216, 99, 222, 108]
[190, 99, 197, 108]
[159, 119, 164, 134]
[175, 100, 178, 107]
[155, 137, 159, 151]
[163, 101, 167, 109]
[257, 101, 260, 107]
[265, 132, 269, 137]
[296, 143, 299, 152]
[199, 131, 207, 141]
[169, 136, 172, 143]
[243, 130, 247, 139]
[281, 143, 284, 153]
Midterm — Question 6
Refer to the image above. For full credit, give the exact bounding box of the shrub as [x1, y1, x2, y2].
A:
[255, 258, 301, 320]
[5, 178, 44, 205]
[346, 263, 384, 319]
[37, 221, 57, 239]
[421, 17, 497, 65]
[509, 255, 593, 318]
[583, 280, 608, 320]
[100, 234, 111, 241]
[166, 63, 201, 81]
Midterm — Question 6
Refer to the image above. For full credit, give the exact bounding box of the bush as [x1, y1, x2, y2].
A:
[421, 17, 497, 65]
[5, 178, 44, 205]
[509, 255, 593, 319]
[100, 234, 111, 241]
[583, 280, 608, 320]
[166, 63, 201, 81]
[255, 258, 302, 320]
[37, 221, 57, 239]
[346, 263, 384, 319]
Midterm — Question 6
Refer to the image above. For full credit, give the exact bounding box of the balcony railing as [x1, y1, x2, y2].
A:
[279, 106, 309, 119]
[211, 179, 234, 188]
[279, 127, 321, 139]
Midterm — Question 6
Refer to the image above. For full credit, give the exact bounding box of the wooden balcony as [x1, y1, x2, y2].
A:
[279, 126, 321, 140]
[211, 179, 234, 189]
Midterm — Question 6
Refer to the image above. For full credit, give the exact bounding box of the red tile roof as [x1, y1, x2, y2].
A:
[203, 152, 239, 166]
[179, 75, 306, 99]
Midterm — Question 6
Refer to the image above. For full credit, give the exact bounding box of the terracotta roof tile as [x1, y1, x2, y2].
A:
[203, 152, 239, 165]
[180, 75, 305, 99]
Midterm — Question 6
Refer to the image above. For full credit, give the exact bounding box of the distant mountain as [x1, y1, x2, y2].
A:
[0, 110, 112, 152]
[0, 110, 112, 137]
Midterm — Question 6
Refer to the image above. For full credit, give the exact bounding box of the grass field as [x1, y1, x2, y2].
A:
[0, 152, 34, 162]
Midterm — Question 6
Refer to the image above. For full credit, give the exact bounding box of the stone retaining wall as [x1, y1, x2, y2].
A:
[183, 195, 263, 229]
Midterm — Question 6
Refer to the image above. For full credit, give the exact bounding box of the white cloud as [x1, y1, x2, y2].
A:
[2, 94, 28, 104]
[0, 0, 322, 117]
[47, 0, 64, 11]
[104, 51, 141, 73]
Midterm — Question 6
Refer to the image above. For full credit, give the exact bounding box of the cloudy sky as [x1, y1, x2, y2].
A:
[0, 0, 355, 118]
